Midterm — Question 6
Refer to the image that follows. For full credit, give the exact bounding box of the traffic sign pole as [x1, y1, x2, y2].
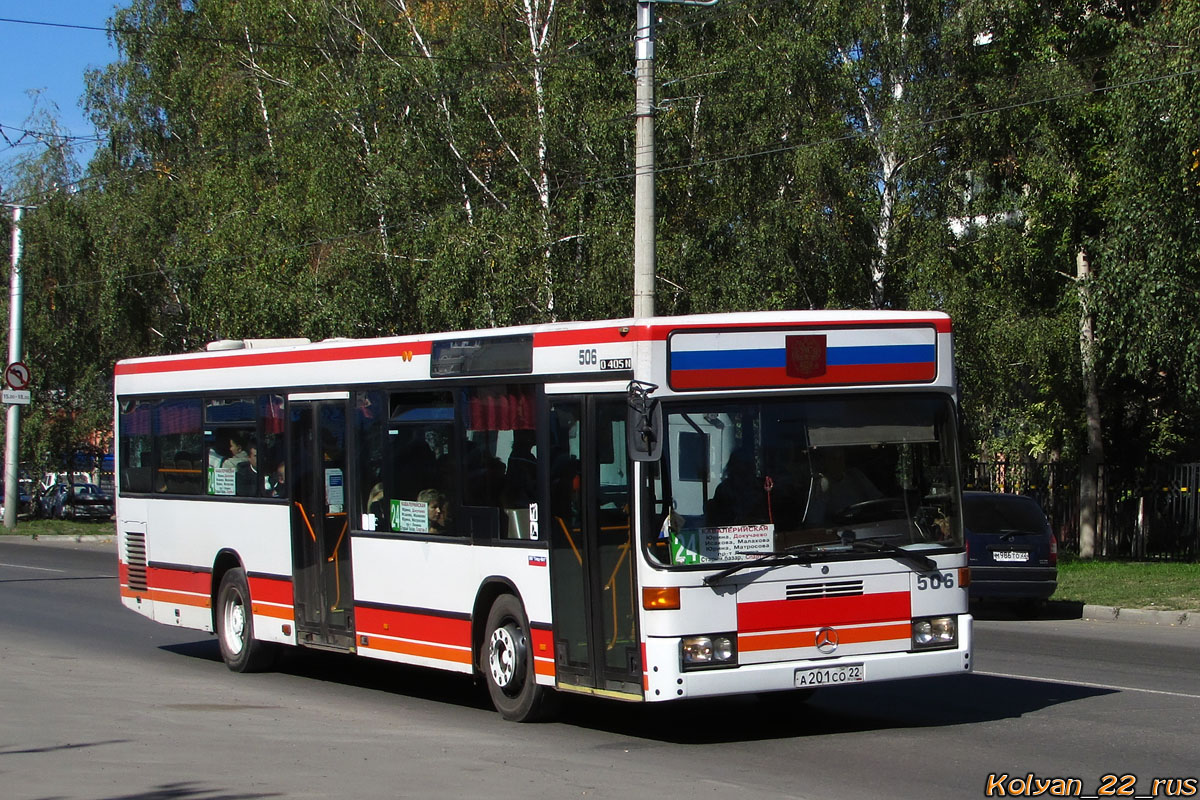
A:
[4, 206, 24, 530]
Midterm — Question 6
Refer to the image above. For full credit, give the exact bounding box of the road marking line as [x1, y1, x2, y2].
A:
[0, 562, 66, 573]
[976, 669, 1200, 700]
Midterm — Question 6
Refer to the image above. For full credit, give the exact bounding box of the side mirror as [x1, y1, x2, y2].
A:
[626, 380, 663, 462]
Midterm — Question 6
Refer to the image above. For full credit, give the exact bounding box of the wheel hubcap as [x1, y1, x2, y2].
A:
[224, 595, 246, 656]
[488, 623, 524, 690]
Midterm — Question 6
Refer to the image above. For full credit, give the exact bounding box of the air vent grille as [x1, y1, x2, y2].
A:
[785, 579, 864, 600]
[124, 531, 147, 592]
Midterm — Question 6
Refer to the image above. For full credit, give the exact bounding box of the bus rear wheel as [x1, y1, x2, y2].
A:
[481, 594, 556, 722]
[216, 567, 277, 673]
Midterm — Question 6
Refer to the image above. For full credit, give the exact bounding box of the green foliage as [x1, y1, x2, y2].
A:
[3, 0, 1200, 474]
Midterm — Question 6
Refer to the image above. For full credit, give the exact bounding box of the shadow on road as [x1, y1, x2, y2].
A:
[160, 638, 494, 713]
[28, 781, 282, 800]
[0, 739, 129, 756]
[971, 599, 1084, 621]
[159, 638, 1112, 744]
[559, 672, 1114, 744]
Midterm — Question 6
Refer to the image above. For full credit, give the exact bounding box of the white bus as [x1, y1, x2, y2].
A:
[114, 310, 971, 721]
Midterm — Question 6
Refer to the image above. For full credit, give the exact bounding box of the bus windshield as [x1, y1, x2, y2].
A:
[646, 393, 962, 567]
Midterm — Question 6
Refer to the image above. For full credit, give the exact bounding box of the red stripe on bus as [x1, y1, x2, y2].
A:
[532, 327, 651, 347]
[355, 606, 472, 649]
[528, 627, 556, 678]
[670, 362, 937, 390]
[737, 591, 911, 633]
[530, 626, 555, 665]
[739, 622, 911, 653]
[247, 575, 293, 606]
[146, 565, 211, 594]
[115, 340, 433, 376]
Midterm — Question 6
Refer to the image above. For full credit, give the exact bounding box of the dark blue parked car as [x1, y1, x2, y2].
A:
[964, 491, 1058, 614]
[0, 482, 33, 518]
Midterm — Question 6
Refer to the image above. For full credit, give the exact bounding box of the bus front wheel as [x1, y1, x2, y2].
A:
[216, 567, 276, 673]
[481, 594, 556, 722]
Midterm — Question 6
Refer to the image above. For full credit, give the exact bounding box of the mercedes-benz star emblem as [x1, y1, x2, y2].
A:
[815, 627, 839, 654]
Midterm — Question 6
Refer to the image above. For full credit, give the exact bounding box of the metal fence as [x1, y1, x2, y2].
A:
[964, 461, 1200, 562]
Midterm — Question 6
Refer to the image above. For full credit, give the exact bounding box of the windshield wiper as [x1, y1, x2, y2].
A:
[702, 542, 837, 586]
[844, 538, 939, 571]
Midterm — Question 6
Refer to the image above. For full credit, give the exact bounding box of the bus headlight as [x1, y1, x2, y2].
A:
[681, 634, 738, 670]
[912, 616, 957, 650]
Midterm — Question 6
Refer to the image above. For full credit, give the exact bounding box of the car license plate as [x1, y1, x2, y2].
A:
[993, 550, 1029, 562]
[795, 664, 864, 687]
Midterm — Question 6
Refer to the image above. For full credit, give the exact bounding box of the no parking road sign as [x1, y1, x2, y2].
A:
[3, 361, 31, 405]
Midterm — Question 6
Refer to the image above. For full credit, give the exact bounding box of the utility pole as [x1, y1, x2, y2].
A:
[632, 2, 656, 319]
[631, 0, 717, 320]
[4, 205, 24, 530]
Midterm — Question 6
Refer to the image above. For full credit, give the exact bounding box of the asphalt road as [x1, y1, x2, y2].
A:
[1, 537, 1197, 800]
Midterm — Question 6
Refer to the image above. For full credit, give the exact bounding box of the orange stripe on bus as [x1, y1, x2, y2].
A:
[739, 622, 910, 653]
[144, 588, 212, 609]
[362, 636, 473, 665]
[252, 603, 295, 620]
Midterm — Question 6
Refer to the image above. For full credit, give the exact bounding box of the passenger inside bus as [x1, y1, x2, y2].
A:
[209, 430, 250, 470]
[806, 447, 883, 523]
[367, 482, 387, 522]
[235, 440, 260, 496]
[502, 429, 537, 507]
[266, 461, 286, 497]
[418, 488, 452, 533]
[707, 448, 768, 526]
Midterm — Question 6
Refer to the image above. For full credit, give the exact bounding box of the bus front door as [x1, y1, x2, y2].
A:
[289, 395, 355, 651]
[548, 398, 642, 699]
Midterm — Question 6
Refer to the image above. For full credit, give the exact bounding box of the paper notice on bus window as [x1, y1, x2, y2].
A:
[669, 524, 774, 565]
[325, 468, 344, 507]
[392, 499, 429, 533]
[210, 467, 236, 496]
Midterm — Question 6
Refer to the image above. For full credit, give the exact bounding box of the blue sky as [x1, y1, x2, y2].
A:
[0, 2, 119, 171]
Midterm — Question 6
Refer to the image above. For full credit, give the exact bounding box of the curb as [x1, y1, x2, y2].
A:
[1083, 604, 1196, 628]
[3, 533, 114, 545]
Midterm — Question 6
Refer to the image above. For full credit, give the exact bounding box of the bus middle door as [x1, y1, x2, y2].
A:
[288, 394, 355, 651]
[548, 397, 641, 698]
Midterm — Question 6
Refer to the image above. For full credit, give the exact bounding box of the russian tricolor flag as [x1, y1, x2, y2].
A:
[668, 327, 937, 390]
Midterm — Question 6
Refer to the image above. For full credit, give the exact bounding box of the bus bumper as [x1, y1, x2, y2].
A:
[643, 613, 973, 701]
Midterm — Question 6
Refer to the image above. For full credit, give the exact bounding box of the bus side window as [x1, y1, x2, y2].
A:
[155, 398, 204, 496]
[460, 384, 536, 540]
[377, 391, 457, 536]
[354, 391, 388, 530]
[118, 398, 156, 495]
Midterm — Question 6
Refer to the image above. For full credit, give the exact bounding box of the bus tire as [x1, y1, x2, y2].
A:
[216, 567, 276, 673]
[481, 594, 556, 722]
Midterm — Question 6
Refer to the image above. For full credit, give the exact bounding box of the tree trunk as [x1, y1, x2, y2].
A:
[1077, 246, 1102, 558]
